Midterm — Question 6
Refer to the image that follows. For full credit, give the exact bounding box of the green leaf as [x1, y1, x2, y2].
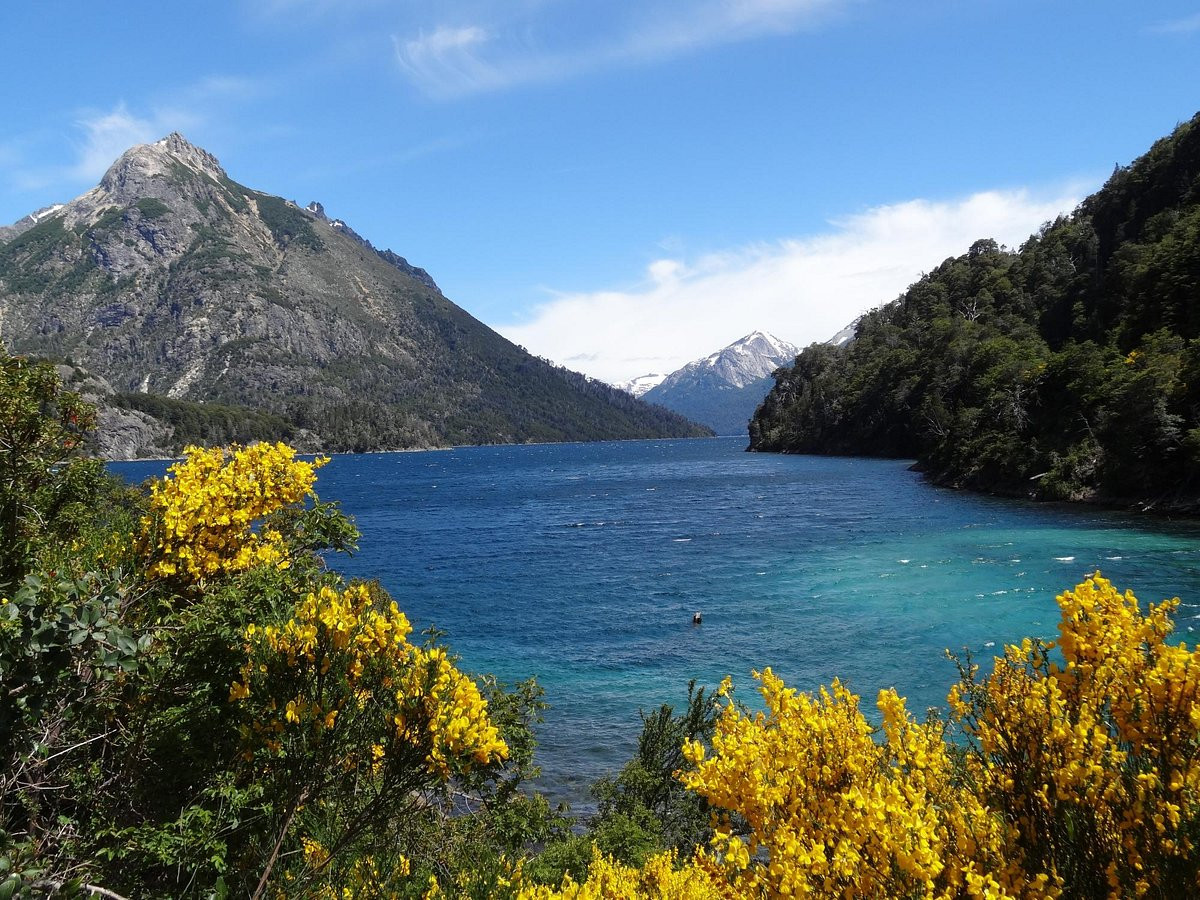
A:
[116, 632, 138, 656]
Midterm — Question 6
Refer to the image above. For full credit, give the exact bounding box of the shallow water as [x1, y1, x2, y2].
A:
[112, 436, 1200, 808]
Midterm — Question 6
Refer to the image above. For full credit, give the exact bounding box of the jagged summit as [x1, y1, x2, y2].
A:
[692, 331, 799, 389]
[640, 331, 799, 435]
[98, 132, 226, 198]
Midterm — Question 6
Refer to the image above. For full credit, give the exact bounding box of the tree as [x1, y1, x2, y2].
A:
[0, 355, 96, 587]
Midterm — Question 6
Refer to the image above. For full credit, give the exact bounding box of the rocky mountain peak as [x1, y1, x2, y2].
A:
[697, 331, 799, 388]
[637, 331, 799, 434]
[158, 132, 227, 179]
[0, 133, 709, 453]
[99, 132, 227, 198]
[614, 372, 667, 398]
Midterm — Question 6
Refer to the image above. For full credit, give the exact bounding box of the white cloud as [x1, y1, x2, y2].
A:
[394, 26, 506, 95]
[1147, 12, 1200, 34]
[71, 104, 161, 180]
[498, 184, 1085, 384]
[394, 0, 850, 97]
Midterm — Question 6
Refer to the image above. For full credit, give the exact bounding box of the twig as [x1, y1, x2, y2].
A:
[251, 786, 309, 900]
[41, 731, 112, 764]
[31, 881, 132, 900]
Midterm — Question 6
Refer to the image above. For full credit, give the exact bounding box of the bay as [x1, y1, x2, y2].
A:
[112, 436, 1200, 809]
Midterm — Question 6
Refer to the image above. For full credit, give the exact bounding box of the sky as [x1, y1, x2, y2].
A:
[2, 2, 1199, 384]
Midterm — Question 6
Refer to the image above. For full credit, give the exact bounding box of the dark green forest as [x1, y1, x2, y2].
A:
[750, 112, 1200, 511]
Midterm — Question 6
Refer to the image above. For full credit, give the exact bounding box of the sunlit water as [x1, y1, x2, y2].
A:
[112, 436, 1200, 809]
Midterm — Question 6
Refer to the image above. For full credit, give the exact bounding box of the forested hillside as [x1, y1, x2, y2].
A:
[750, 112, 1200, 510]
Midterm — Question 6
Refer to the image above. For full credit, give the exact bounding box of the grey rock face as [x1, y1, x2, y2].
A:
[306, 199, 440, 291]
[93, 405, 176, 461]
[1, 134, 709, 455]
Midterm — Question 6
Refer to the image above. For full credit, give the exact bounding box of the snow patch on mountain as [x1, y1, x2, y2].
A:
[826, 317, 861, 347]
[663, 331, 799, 391]
[637, 331, 800, 434]
[614, 373, 668, 398]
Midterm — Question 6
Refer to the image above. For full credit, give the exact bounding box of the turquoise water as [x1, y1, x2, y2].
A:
[112, 436, 1200, 808]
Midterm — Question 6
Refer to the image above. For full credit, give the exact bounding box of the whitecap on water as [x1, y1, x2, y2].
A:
[1054, 556, 1075, 562]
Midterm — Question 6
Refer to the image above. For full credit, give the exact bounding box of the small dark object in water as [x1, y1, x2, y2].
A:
[692, 611, 702, 625]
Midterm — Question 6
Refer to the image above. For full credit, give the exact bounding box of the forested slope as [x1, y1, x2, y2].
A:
[750, 112, 1200, 510]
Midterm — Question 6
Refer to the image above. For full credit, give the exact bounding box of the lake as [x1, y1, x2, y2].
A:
[112, 436, 1200, 809]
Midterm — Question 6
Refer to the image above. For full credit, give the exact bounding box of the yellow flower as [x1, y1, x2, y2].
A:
[139, 443, 326, 583]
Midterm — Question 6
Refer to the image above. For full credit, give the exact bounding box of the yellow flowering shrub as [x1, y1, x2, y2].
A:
[140, 442, 327, 581]
[230, 580, 509, 894]
[230, 582, 508, 781]
[679, 673, 1020, 899]
[951, 573, 1200, 897]
[516, 849, 723, 900]
[273, 851, 410, 900]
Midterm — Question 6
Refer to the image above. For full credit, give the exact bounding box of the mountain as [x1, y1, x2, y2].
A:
[826, 318, 861, 348]
[750, 111, 1200, 511]
[640, 331, 799, 435]
[0, 133, 710, 457]
[614, 372, 668, 398]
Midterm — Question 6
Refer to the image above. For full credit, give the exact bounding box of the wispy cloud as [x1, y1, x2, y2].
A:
[3, 104, 171, 195]
[394, 26, 507, 95]
[2, 72, 271, 208]
[1147, 12, 1200, 34]
[70, 104, 162, 180]
[499, 183, 1085, 384]
[395, 0, 851, 97]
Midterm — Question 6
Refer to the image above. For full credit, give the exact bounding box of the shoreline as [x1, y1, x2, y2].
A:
[101, 433, 729, 465]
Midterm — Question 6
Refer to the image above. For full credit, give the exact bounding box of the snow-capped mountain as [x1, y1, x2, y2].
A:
[826, 317, 861, 347]
[614, 372, 668, 398]
[640, 331, 799, 435]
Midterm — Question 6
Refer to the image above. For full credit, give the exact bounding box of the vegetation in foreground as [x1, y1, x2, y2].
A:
[3, 354, 1200, 898]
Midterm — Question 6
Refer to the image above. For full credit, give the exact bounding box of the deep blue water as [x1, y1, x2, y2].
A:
[112, 436, 1200, 808]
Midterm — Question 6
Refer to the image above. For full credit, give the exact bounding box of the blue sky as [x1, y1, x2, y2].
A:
[2, 1, 1199, 382]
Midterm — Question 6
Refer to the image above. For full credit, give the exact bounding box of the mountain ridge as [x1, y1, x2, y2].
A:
[0, 133, 711, 457]
[638, 331, 798, 435]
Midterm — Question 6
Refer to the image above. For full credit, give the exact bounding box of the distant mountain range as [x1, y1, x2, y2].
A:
[0, 133, 710, 457]
[618, 332, 798, 435]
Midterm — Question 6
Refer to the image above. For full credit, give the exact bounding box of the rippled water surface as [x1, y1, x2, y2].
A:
[113, 436, 1200, 807]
